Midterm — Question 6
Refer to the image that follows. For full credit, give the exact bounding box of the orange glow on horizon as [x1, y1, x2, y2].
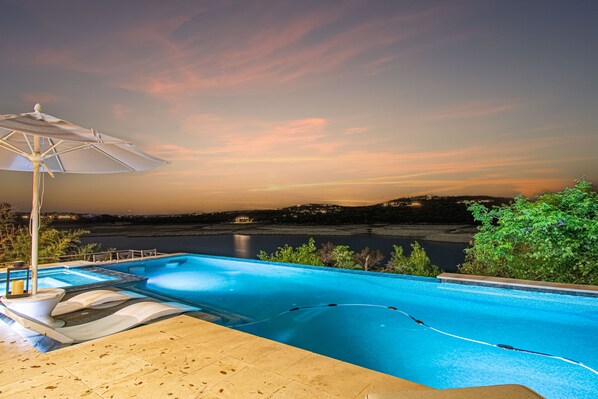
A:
[1, 2, 597, 214]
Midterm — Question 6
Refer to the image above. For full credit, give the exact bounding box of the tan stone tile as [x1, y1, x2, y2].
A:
[280, 353, 378, 398]
[185, 327, 261, 353]
[207, 365, 292, 399]
[50, 341, 134, 368]
[94, 368, 203, 399]
[184, 324, 251, 343]
[354, 374, 432, 399]
[1, 371, 100, 398]
[269, 380, 345, 399]
[62, 348, 154, 388]
[0, 367, 88, 396]
[0, 351, 59, 381]
[224, 337, 283, 363]
[250, 344, 312, 372]
[138, 338, 227, 376]
[181, 356, 250, 392]
[126, 333, 190, 355]
[75, 326, 180, 353]
[197, 393, 221, 399]
[0, 329, 42, 360]
[148, 315, 219, 338]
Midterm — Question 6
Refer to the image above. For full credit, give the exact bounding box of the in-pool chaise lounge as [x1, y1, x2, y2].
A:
[51, 289, 146, 316]
[4, 301, 198, 344]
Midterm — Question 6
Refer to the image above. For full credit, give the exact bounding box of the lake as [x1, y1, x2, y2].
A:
[82, 234, 467, 272]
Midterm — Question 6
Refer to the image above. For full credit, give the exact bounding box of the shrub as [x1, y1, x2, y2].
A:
[259, 238, 437, 277]
[6, 224, 98, 263]
[0, 203, 100, 264]
[354, 247, 385, 271]
[460, 178, 598, 285]
[386, 242, 441, 277]
[330, 245, 359, 269]
[257, 238, 323, 265]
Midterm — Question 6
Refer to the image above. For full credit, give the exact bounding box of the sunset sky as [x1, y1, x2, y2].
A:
[1, 0, 597, 214]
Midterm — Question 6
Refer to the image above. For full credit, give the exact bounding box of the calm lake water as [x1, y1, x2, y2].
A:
[82, 234, 467, 272]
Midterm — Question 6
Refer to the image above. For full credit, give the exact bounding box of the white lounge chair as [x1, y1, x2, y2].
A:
[4, 301, 199, 344]
[51, 289, 146, 316]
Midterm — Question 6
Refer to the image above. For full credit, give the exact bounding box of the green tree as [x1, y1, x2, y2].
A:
[460, 178, 598, 285]
[0, 203, 18, 261]
[257, 238, 323, 265]
[330, 245, 359, 269]
[386, 242, 441, 277]
[0, 204, 100, 264]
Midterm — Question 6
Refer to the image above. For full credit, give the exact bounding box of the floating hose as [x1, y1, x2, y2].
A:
[232, 302, 598, 376]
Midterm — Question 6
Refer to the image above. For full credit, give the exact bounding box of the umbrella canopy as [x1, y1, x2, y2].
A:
[0, 104, 167, 294]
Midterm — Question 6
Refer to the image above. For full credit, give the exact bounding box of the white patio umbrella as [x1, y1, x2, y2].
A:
[0, 104, 167, 295]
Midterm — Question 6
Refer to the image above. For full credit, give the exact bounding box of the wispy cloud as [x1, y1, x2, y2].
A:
[344, 126, 369, 135]
[111, 104, 132, 119]
[30, 2, 463, 103]
[427, 99, 520, 121]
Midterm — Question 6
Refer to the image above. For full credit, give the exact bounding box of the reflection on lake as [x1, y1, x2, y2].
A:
[233, 234, 251, 257]
[83, 234, 467, 272]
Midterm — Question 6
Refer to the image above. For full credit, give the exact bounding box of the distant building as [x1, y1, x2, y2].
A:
[383, 200, 407, 207]
[234, 216, 253, 224]
[56, 214, 79, 220]
[21, 213, 80, 220]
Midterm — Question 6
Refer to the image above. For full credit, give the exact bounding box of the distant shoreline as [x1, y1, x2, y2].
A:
[70, 223, 476, 244]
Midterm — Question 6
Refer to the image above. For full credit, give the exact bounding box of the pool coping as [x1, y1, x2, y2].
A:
[0, 252, 187, 274]
[100, 252, 598, 298]
[0, 254, 183, 294]
[438, 273, 598, 297]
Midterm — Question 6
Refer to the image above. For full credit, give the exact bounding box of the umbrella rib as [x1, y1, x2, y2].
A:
[23, 132, 35, 153]
[0, 130, 17, 141]
[41, 139, 64, 157]
[43, 143, 90, 159]
[0, 139, 30, 159]
[91, 145, 135, 171]
[45, 139, 66, 172]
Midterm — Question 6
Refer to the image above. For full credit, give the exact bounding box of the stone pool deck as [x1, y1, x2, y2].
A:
[1, 314, 432, 398]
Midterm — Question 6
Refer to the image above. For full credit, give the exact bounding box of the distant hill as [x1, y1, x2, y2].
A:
[46, 195, 511, 226]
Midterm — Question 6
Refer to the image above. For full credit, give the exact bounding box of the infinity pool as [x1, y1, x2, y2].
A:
[1, 267, 117, 295]
[103, 255, 598, 399]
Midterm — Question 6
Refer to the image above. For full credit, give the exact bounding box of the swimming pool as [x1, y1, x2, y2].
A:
[1, 267, 117, 295]
[103, 255, 598, 399]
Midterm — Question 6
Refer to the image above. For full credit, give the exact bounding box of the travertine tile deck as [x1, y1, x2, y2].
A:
[0, 315, 430, 398]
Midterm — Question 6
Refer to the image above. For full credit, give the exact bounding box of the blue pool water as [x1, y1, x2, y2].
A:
[1, 267, 117, 295]
[103, 255, 598, 399]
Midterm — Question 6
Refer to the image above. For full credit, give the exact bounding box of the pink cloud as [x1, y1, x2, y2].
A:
[150, 116, 332, 161]
[112, 104, 132, 119]
[427, 99, 519, 121]
[31, 3, 461, 103]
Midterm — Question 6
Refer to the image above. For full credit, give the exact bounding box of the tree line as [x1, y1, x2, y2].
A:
[258, 178, 597, 285]
[257, 238, 441, 277]
[0, 203, 100, 265]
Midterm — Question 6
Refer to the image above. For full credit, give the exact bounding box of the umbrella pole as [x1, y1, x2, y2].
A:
[30, 139, 41, 296]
